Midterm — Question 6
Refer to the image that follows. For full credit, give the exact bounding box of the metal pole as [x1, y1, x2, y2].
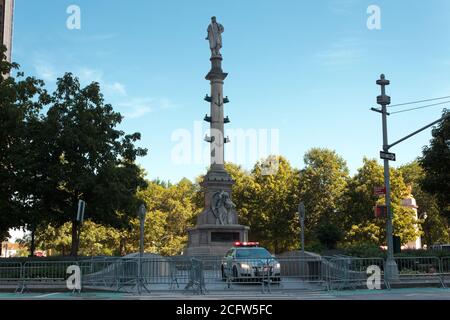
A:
[376, 74, 398, 280]
[138, 214, 144, 294]
[388, 112, 450, 150]
[301, 218, 305, 255]
[137, 204, 147, 294]
[298, 202, 305, 254]
[140, 215, 144, 258]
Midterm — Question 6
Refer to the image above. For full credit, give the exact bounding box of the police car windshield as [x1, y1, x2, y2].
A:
[236, 248, 272, 259]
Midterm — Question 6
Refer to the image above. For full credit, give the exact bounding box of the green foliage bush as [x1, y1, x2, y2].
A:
[338, 242, 385, 258]
[395, 249, 450, 258]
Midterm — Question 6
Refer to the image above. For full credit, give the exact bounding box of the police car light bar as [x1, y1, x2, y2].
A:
[234, 241, 259, 247]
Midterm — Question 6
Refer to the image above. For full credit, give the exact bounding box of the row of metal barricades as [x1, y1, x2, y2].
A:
[0, 256, 449, 294]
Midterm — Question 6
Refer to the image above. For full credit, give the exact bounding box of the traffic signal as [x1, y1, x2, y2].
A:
[374, 205, 387, 218]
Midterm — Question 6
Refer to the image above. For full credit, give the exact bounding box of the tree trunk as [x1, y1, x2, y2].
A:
[70, 220, 79, 256]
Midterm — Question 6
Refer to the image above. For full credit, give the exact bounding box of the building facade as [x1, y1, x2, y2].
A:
[0, 0, 14, 63]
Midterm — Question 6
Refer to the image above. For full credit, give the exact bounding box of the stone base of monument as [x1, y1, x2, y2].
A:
[184, 224, 249, 257]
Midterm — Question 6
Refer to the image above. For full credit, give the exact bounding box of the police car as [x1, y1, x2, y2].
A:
[221, 242, 281, 282]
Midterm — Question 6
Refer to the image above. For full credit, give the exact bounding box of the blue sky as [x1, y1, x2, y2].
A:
[11, 0, 450, 183]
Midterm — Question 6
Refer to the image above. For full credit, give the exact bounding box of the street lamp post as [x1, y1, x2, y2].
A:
[376, 74, 399, 280]
[138, 204, 146, 258]
[137, 204, 147, 294]
[298, 202, 305, 255]
[372, 78, 450, 280]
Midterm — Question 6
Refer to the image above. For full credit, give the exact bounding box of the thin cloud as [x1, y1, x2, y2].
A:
[79, 67, 103, 83]
[82, 33, 119, 41]
[118, 97, 178, 119]
[104, 82, 127, 96]
[61, 33, 120, 43]
[118, 98, 153, 119]
[77, 67, 127, 97]
[34, 60, 57, 82]
[32, 59, 176, 119]
[329, 0, 360, 15]
[316, 38, 363, 66]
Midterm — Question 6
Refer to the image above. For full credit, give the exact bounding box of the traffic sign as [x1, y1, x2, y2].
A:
[374, 205, 387, 218]
[374, 186, 386, 196]
[380, 151, 396, 161]
[76, 200, 86, 222]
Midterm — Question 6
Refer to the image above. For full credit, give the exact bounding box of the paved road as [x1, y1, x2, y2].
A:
[1, 288, 450, 300]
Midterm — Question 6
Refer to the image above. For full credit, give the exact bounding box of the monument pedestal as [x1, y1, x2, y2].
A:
[184, 224, 249, 256]
[184, 169, 250, 256]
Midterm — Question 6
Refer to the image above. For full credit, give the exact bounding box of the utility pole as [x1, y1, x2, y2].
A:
[375, 74, 398, 280]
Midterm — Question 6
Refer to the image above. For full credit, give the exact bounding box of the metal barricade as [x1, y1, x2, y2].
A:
[277, 256, 328, 290]
[80, 257, 124, 288]
[168, 258, 180, 289]
[327, 257, 385, 291]
[393, 256, 444, 288]
[184, 258, 206, 294]
[3, 255, 450, 295]
[440, 257, 450, 288]
[0, 261, 22, 287]
[18, 260, 78, 293]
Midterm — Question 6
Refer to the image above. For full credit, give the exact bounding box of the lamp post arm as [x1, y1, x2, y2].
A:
[388, 113, 450, 150]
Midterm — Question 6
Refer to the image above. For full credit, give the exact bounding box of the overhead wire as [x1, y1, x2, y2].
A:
[389, 100, 450, 115]
[388, 95, 450, 108]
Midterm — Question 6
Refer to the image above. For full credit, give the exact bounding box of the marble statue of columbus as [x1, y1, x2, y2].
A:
[206, 16, 224, 57]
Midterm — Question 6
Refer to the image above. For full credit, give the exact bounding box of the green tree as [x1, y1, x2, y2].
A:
[253, 156, 300, 253]
[20, 220, 122, 256]
[420, 109, 450, 222]
[226, 156, 300, 253]
[224, 163, 258, 235]
[298, 148, 349, 247]
[399, 161, 449, 245]
[41, 73, 148, 256]
[344, 158, 421, 246]
[137, 178, 201, 255]
[317, 222, 343, 250]
[0, 45, 49, 253]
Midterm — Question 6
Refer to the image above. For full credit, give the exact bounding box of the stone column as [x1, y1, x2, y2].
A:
[205, 56, 228, 170]
[183, 18, 249, 257]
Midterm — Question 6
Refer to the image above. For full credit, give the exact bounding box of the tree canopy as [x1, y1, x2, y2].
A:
[1, 47, 148, 256]
[420, 109, 450, 223]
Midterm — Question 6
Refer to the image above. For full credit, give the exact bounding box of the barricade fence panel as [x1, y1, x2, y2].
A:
[0, 262, 22, 285]
[1, 255, 450, 293]
[392, 256, 445, 288]
[441, 257, 450, 275]
[134, 256, 330, 292]
[394, 256, 441, 276]
[326, 257, 385, 290]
